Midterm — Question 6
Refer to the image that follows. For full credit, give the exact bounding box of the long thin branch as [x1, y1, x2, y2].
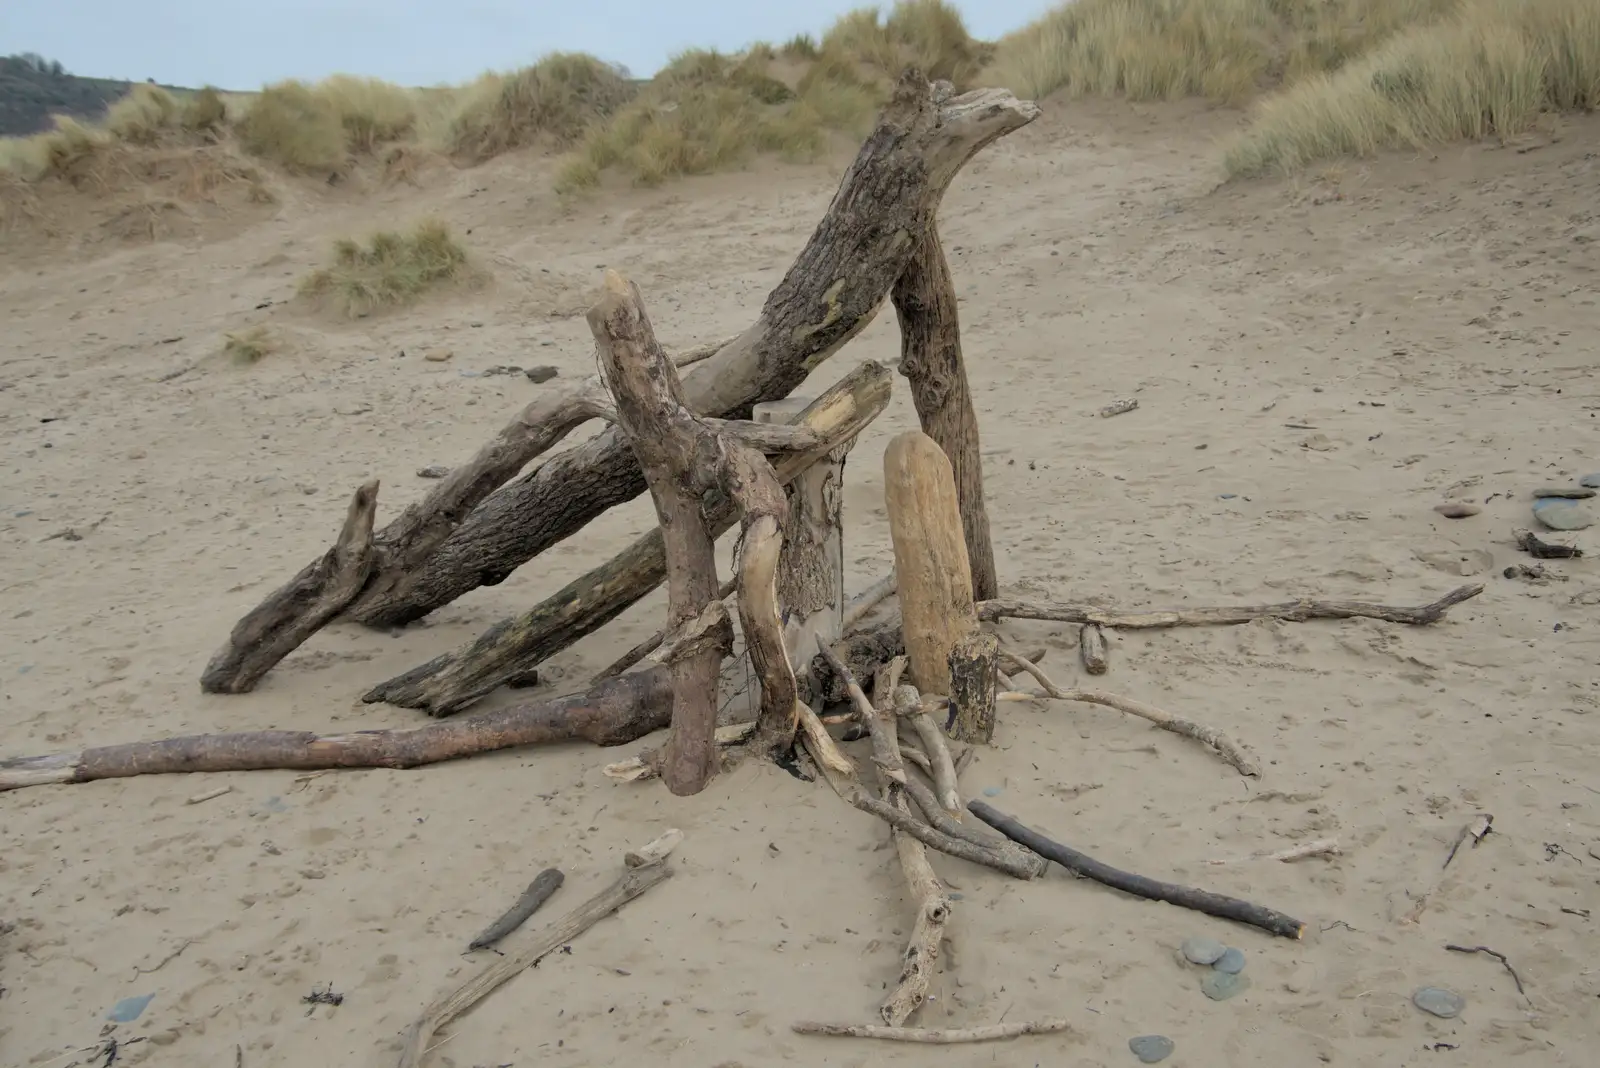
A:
[999, 648, 1260, 778]
[852, 793, 1046, 880]
[978, 584, 1483, 629]
[793, 1020, 1072, 1043]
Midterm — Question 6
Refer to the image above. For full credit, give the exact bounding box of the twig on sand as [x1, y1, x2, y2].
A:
[1443, 813, 1494, 869]
[977, 584, 1483, 628]
[466, 868, 564, 952]
[1207, 839, 1341, 865]
[792, 1019, 1073, 1043]
[396, 831, 680, 1068]
[1445, 943, 1527, 997]
[969, 801, 1306, 940]
[997, 648, 1260, 777]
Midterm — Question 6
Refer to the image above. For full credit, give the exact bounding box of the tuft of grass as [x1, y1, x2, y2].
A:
[443, 53, 634, 161]
[103, 83, 182, 145]
[1224, 0, 1600, 177]
[223, 324, 279, 364]
[236, 80, 348, 172]
[314, 75, 419, 152]
[989, 0, 1463, 105]
[298, 219, 471, 317]
[820, 1, 989, 87]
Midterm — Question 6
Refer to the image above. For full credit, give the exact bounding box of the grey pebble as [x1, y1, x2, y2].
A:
[524, 365, 560, 383]
[1201, 970, 1251, 1001]
[1128, 1035, 1175, 1063]
[1181, 936, 1226, 965]
[1434, 502, 1480, 519]
[108, 993, 155, 1022]
[981, 787, 1002, 797]
[1214, 947, 1246, 974]
[1582, 473, 1600, 489]
[417, 465, 451, 479]
[1533, 499, 1594, 531]
[1413, 986, 1466, 1019]
[1533, 486, 1597, 499]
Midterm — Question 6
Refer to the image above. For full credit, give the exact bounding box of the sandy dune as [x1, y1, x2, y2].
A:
[2, 98, 1597, 1067]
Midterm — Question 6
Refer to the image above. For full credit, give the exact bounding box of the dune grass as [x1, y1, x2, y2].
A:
[443, 53, 635, 162]
[223, 324, 279, 364]
[298, 219, 471, 317]
[1225, 0, 1600, 177]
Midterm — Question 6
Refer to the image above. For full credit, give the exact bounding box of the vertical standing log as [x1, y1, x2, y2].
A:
[882, 430, 979, 698]
[754, 397, 847, 704]
[892, 231, 998, 601]
[946, 631, 999, 743]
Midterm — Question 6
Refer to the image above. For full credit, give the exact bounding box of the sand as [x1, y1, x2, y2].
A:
[2, 98, 1598, 1067]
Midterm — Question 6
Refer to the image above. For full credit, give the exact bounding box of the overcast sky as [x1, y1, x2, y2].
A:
[4, 1, 1056, 88]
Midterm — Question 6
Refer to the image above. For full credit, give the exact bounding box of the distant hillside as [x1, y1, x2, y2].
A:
[0, 53, 193, 137]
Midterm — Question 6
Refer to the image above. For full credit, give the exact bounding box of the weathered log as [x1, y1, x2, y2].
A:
[754, 396, 848, 705]
[945, 630, 999, 743]
[199, 343, 723, 695]
[812, 616, 905, 705]
[1079, 623, 1109, 675]
[0, 669, 674, 792]
[338, 73, 1039, 630]
[883, 430, 980, 698]
[366, 362, 892, 715]
[977, 584, 1484, 628]
[892, 230, 997, 601]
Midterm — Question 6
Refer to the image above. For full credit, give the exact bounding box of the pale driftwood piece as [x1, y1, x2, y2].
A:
[1207, 839, 1341, 866]
[396, 832, 681, 1068]
[999, 648, 1260, 777]
[883, 430, 979, 698]
[970, 801, 1306, 939]
[466, 868, 564, 951]
[625, 828, 684, 867]
[798, 696, 858, 798]
[853, 786, 1046, 881]
[1079, 624, 1108, 676]
[842, 571, 897, 631]
[647, 601, 735, 667]
[337, 74, 1041, 632]
[185, 785, 233, 805]
[945, 630, 999, 744]
[881, 775, 949, 1027]
[755, 397, 847, 705]
[199, 480, 379, 694]
[367, 362, 892, 716]
[899, 684, 960, 815]
[201, 341, 726, 695]
[0, 670, 675, 792]
[792, 1019, 1071, 1043]
[591, 578, 737, 683]
[891, 230, 998, 601]
[977, 584, 1484, 629]
[601, 723, 756, 783]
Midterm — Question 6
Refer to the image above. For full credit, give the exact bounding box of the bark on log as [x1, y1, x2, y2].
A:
[367, 362, 892, 715]
[339, 73, 1039, 629]
[945, 630, 999, 743]
[754, 396, 847, 705]
[883, 430, 980, 698]
[1079, 623, 1109, 675]
[892, 230, 997, 601]
[0, 670, 673, 792]
[812, 616, 905, 705]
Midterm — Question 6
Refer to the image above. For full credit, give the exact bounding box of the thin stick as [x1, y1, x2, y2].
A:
[853, 793, 1046, 880]
[593, 578, 737, 682]
[1445, 943, 1527, 997]
[900, 773, 1012, 852]
[843, 571, 898, 631]
[793, 1019, 1072, 1043]
[396, 832, 680, 1068]
[998, 649, 1260, 777]
[799, 697, 858, 798]
[978, 584, 1483, 628]
[1207, 839, 1340, 865]
[466, 869, 564, 951]
[969, 801, 1305, 939]
[899, 686, 960, 814]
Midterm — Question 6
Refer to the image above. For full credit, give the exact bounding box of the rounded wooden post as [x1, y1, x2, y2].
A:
[882, 430, 978, 699]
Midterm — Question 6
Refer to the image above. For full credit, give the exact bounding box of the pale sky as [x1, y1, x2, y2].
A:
[3, 1, 1056, 89]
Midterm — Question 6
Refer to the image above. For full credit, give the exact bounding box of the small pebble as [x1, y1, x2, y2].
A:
[981, 787, 1002, 798]
[417, 465, 451, 479]
[1181, 936, 1226, 965]
[1219, 493, 1237, 500]
[1128, 1035, 1175, 1063]
[1581, 473, 1600, 489]
[1413, 986, 1466, 1019]
[1533, 499, 1594, 531]
[424, 350, 453, 362]
[108, 993, 155, 1022]
[1201, 970, 1251, 1001]
[1214, 947, 1246, 974]
[1533, 487, 1596, 499]
[1434, 502, 1480, 519]
[525, 365, 560, 383]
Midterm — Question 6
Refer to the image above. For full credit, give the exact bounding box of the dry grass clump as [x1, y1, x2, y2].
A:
[0, 84, 235, 183]
[223, 324, 279, 364]
[235, 81, 350, 172]
[555, 1, 979, 192]
[1225, 0, 1600, 176]
[298, 219, 471, 317]
[989, 0, 1462, 104]
[443, 53, 634, 162]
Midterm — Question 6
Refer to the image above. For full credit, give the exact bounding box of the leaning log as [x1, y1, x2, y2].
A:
[892, 230, 998, 601]
[365, 362, 893, 716]
[0, 670, 674, 792]
[337, 73, 1039, 629]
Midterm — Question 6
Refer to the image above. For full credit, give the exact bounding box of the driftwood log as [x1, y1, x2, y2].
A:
[892, 230, 997, 601]
[0, 669, 674, 792]
[945, 630, 999, 743]
[977, 584, 1484, 628]
[202, 73, 1039, 697]
[577, 270, 797, 795]
[366, 361, 892, 715]
[883, 430, 980, 699]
